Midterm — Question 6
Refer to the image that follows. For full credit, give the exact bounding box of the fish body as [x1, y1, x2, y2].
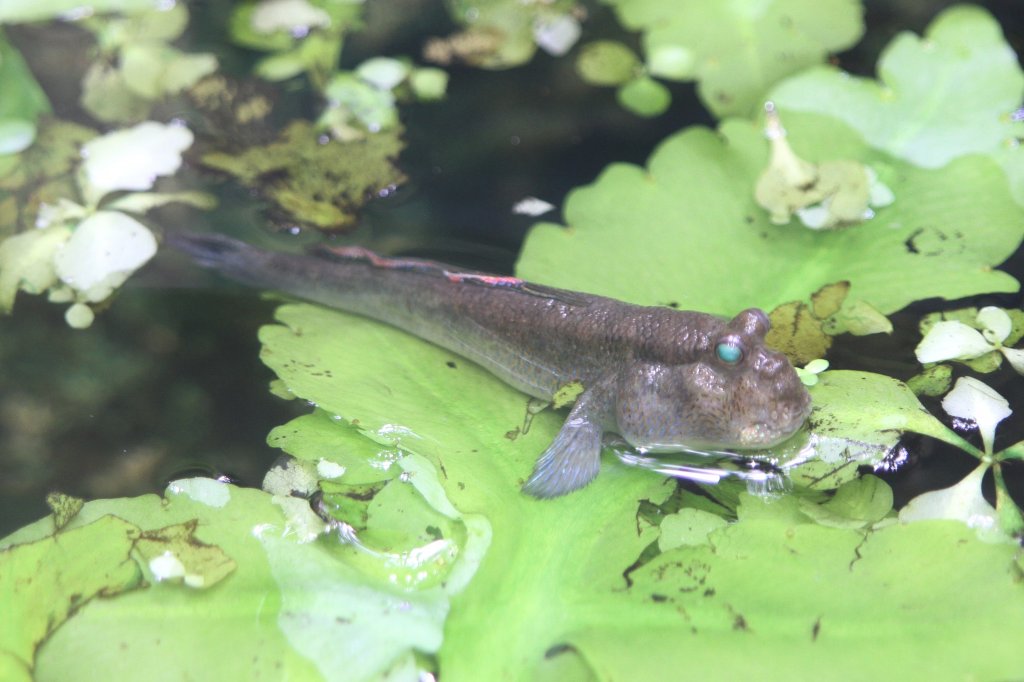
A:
[170, 233, 812, 498]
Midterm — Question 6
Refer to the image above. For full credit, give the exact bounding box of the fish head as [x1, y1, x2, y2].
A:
[615, 308, 812, 452]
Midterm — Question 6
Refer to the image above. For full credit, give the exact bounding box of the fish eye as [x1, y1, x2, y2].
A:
[715, 341, 743, 365]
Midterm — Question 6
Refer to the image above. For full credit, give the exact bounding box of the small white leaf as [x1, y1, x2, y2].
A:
[251, 0, 330, 34]
[1000, 347, 1024, 375]
[915, 320, 993, 363]
[355, 58, 409, 91]
[976, 306, 1012, 345]
[54, 211, 158, 303]
[941, 377, 1011, 455]
[533, 15, 581, 57]
[80, 121, 194, 197]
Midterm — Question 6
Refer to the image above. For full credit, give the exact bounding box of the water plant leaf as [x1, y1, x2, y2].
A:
[797, 474, 893, 529]
[0, 224, 71, 312]
[773, 370, 978, 490]
[79, 121, 194, 199]
[431, 0, 579, 68]
[0, 118, 94, 192]
[940, 377, 1011, 456]
[0, 0, 160, 23]
[575, 41, 640, 86]
[201, 120, 406, 231]
[0, 480, 467, 680]
[52, 210, 158, 303]
[44, 491, 84, 531]
[517, 112, 1023, 317]
[256, 301, 1021, 676]
[604, 0, 863, 117]
[771, 5, 1024, 205]
[0, 515, 143, 676]
[898, 464, 1004, 543]
[0, 31, 50, 155]
[580, 510, 1024, 680]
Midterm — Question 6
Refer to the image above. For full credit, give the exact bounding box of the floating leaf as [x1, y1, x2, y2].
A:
[916, 320, 995, 364]
[1, 480, 467, 680]
[0, 31, 51, 142]
[0, 0, 161, 23]
[771, 5, 1024, 205]
[616, 76, 671, 118]
[432, 0, 579, 68]
[80, 121, 194, 200]
[941, 377, 1011, 456]
[899, 464, 1004, 543]
[53, 210, 158, 303]
[576, 41, 640, 86]
[907, 363, 953, 398]
[605, 0, 863, 117]
[201, 120, 406, 231]
[0, 224, 71, 312]
[517, 113, 1023, 317]
[774, 370, 978, 490]
[0, 516, 143, 675]
[79, 61, 152, 125]
[119, 43, 218, 100]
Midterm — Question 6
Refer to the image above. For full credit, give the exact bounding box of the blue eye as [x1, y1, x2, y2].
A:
[716, 342, 742, 364]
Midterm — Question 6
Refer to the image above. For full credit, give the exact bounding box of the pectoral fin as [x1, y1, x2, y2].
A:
[522, 379, 614, 498]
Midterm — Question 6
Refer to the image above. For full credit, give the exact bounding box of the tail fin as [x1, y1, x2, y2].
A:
[165, 231, 282, 291]
[165, 231, 255, 270]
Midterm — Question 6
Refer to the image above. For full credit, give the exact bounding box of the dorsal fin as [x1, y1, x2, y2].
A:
[315, 245, 593, 307]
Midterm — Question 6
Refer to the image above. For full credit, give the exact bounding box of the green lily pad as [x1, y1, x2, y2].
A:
[433, 0, 578, 68]
[581, 510, 1024, 680]
[770, 5, 1024, 206]
[604, 0, 863, 117]
[0, 0, 159, 23]
[256, 298, 1013, 675]
[575, 41, 640, 86]
[0, 30, 50, 148]
[1, 479, 472, 680]
[516, 112, 1023, 317]
[777, 370, 979, 490]
[0, 515, 143, 676]
[616, 76, 671, 118]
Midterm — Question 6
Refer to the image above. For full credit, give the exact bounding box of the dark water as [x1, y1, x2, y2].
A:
[1, 0, 1022, 536]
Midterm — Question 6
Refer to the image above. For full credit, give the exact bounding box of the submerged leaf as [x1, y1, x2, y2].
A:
[201, 120, 406, 231]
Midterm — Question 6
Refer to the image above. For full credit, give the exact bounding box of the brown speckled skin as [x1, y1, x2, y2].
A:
[172, 233, 812, 497]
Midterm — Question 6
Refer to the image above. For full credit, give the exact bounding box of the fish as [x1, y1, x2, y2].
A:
[168, 232, 812, 498]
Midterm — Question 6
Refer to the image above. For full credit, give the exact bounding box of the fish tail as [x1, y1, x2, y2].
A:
[166, 231, 282, 290]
